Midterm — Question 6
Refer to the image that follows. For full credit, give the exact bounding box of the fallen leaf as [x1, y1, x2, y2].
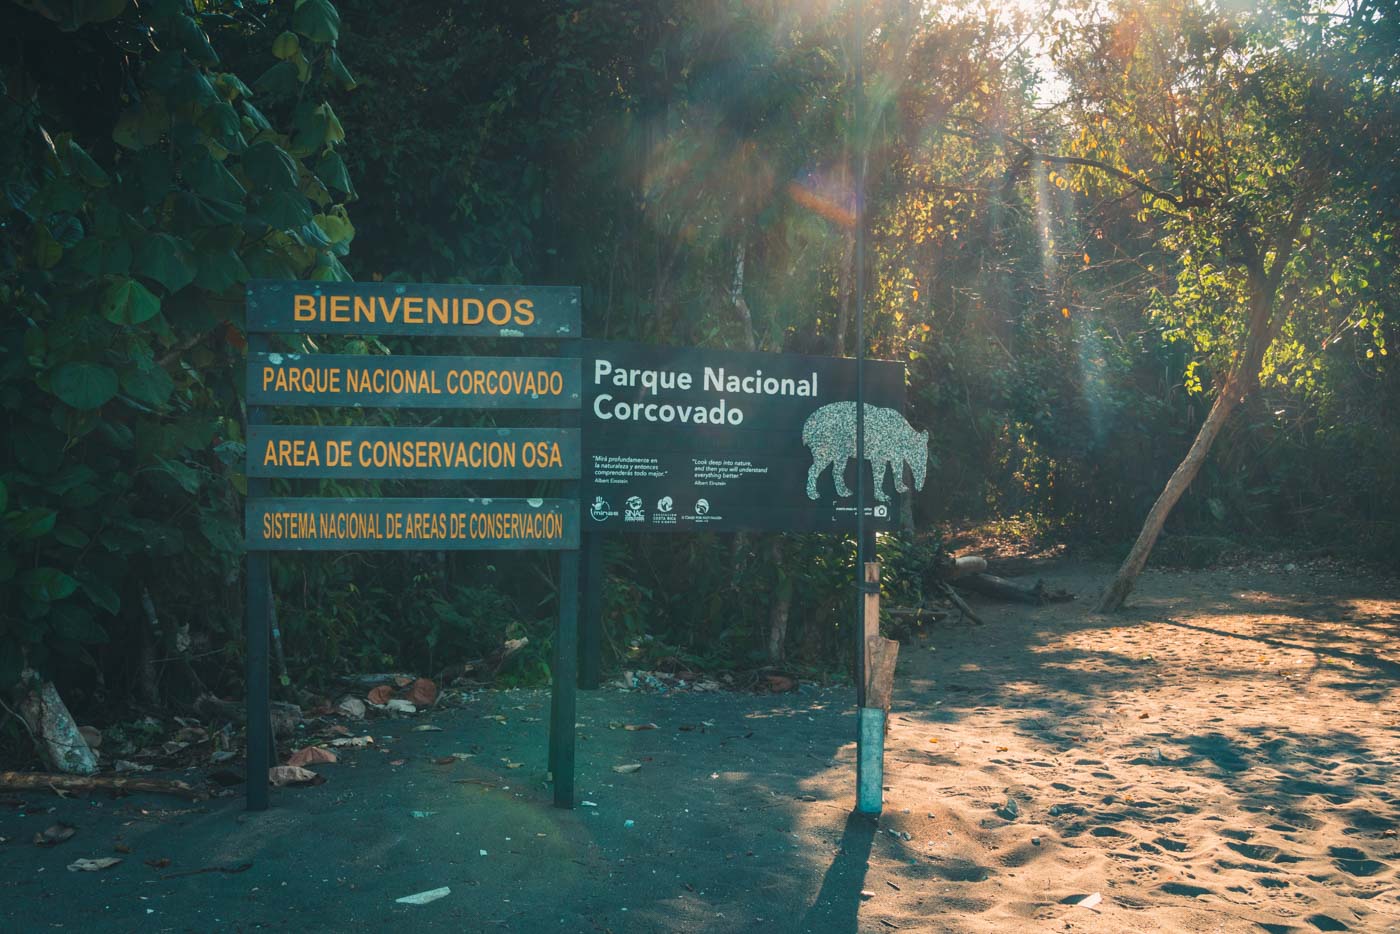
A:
[287, 746, 338, 768]
[623, 723, 658, 732]
[67, 857, 121, 872]
[34, 823, 76, 847]
[406, 678, 438, 707]
[433, 756, 457, 766]
[335, 697, 366, 719]
[1138, 712, 1150, 720]
[612, 763, 642, 774]
[928, 738, 939, 744]
[396, 886, 450, 905]
[267, 765, 323, 787]
[114, 843, 131, 854]
[765, 675, 797, 692]
[996, 746, 1009, 752]
[412, 725, 443, 733]
[389, 759, 406, 766]
[505, 761, 523, 769]
[385, 699, 417, 714]
[144, 857, 171, 869]
[329, 735, 374, 748]
[860, 889, 876, 899]
[367, 685, 393, 706]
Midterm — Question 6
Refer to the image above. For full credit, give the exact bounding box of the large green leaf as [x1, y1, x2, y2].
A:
[79, 576, 121, 615]
[33, 223, 62, 269]
[23, 567, 79, 603]
[14, 0, 127, 31]
[292, 0, 340, 43]
[194, 248, 249, 293]
[186, 149, 246, 202]
[134, 234, 196, 293]
[250, 190, 313, 229]
[51, 603, 109, 644]
[112, 98, 170, 151]
[102, 276, 162, 324]
[50, 362, 119, 410]
[120, 362, 175, 408]
[315, 151, 353, 194]
[62, 139, 110, 187]
[254, 61, 300, 97]
[6, 507, 57, 541]
[242, 141, 299, 191]
[171, 13, 219, 66]
[198, 101, 244, 152]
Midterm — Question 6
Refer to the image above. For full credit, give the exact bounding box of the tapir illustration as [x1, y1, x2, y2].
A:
[802, 402, 929, 504]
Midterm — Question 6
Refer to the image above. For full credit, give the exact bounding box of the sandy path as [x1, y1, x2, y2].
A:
[862, 563, 1400, 933]
[1, 561, 1397, 933]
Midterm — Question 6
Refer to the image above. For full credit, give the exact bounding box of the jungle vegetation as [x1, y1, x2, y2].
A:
[0, 0, 1396, 730]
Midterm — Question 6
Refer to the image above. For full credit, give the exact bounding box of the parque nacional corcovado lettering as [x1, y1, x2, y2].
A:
[258, 358, 565, 398]
[590, 358, 818, 425]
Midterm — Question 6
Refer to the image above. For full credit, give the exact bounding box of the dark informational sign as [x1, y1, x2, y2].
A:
[247, 426, 579, 480]
[581, 341, 926, 533]
[243, 278, 586, 813]
[248, 353, 581, 410]
[246, 279, 580, 338]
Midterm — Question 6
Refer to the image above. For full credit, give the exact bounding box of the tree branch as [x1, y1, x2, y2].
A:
[1027, 152, 1183, 208]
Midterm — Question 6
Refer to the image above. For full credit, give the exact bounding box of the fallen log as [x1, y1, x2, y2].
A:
[0, 771, 206, 801]
[954, 573, 1074, 606]
[932, 554, 989, 579]
[938, 581, 984, 626]
[884, 606, 949, 623]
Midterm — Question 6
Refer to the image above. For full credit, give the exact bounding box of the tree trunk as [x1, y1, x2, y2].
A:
[766, 537, 793, 662]
[1095, 377, 1243, 612]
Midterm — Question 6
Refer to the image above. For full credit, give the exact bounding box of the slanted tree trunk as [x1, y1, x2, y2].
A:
[1095, 379, 1243, 612]
[1095, 227, 1303, 612]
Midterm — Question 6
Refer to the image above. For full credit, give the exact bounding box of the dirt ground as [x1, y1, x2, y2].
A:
[3, 559, 1399, 933]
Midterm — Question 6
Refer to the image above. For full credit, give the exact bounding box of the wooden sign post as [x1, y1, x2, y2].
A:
[244, 279, 582, 810]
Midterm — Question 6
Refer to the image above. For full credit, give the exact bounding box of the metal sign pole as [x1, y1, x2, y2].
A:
[579, 532, 603, 689]
[852, 0, 885, 816]
[246, 332, 272, 812]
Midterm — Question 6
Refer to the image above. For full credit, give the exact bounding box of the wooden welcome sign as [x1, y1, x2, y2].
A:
[243, 279, 582, 810]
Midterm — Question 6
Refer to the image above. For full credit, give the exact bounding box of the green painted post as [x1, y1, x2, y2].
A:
[551, 550, 580, 807]
[579, 533, 602, 689]
[246, 332, 272, 811]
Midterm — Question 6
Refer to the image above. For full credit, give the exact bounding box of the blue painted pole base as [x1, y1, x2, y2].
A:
[856, 706, 885, 814]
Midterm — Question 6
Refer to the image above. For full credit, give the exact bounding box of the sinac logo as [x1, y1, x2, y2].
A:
[656, 496, 674, 513]
[626, 496, 643, 512]
[694, 498, 710, 515]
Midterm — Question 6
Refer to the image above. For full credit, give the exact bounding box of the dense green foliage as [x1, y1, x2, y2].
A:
[1, 0, 1397, 726]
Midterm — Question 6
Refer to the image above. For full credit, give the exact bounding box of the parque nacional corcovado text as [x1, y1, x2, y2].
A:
[590, 358, 818, 425]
